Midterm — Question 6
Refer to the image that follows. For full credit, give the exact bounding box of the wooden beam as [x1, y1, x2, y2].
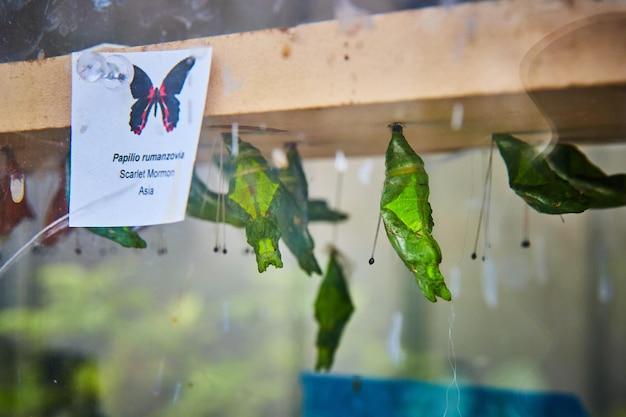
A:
[1, 0, 625, 164]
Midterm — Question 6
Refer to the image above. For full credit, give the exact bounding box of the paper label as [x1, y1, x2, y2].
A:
[69, 48, 211, 227]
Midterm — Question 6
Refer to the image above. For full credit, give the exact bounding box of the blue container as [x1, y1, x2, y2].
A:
[301, 373, 589, 417]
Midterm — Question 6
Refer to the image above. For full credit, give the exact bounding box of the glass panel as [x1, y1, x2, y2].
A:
[1, 144, 625, 416]
[1, 2, 625, 417]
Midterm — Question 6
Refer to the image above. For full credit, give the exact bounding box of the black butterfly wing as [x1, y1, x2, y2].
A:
[157, 95, 181, 132]
[161, 56, 195, 94]
[130, 65, 153, 98]
[129, 65, 156, 135]
[157, 56, 196, 132]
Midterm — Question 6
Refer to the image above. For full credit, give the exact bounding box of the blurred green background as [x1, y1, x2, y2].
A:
[1, 144, 625, 416]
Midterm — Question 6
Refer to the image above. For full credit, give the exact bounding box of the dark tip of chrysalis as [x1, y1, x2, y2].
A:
[521, 239, 530, 248]
[213, 246, 219, 253]
[222, 248, 228, 255]
[481, 255, 486, 262]
[75, 248, 82, 256]
[368, 257, 375, 265]
[471, 252, 477, 260]
[158, 248, 168, 256]
[388, 122, 404, 133]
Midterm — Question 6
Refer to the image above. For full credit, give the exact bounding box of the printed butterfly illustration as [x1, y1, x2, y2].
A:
[129, 56, 195, 135]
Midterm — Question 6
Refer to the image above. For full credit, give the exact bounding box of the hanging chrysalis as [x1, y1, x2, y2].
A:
[494, 134, 626, 214]
[278, 142, 309, 218]
[380, 124, 451, 302]
[223, 134, 284, 272]
[274, 142, 322, 275]
[494, 134, 590, 214]
[223, 134, 322, 274]
[314, 247, 354, 371]
[188, 140, 344, 275]
[275, 142, 348, 223]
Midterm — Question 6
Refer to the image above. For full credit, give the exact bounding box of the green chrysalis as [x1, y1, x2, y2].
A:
[314, 247, 354, 371]
[223, 135, 284, 272]
[494, 134, 625, 214]
[188, 141, 344, 276]
[380, 124, 451, 302]
[493, 134, 591, 214]
[493, 134, 626, 214]
[223, 134, 321, 274]
[278, 142, 309, 220]
[273, 142, 321, 275]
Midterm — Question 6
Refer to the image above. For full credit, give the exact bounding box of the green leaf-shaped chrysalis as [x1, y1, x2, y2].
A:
[223, 135, 284, 272]
[273, 142, 321, 275]
[380, 124, 451, 302]
[187, 142, 341, 276]
[314, 247, 354, 371]
[277, 141, 348, 225]
[278, 142, 309, 218]
[493, 134, 592, 214]
[223, 135, 322, 274]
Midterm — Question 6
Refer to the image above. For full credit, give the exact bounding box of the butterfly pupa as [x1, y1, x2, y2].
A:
[379, 124, 451, 302]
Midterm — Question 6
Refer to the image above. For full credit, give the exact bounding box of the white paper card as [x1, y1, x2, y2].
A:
[70, 48, 211, 227]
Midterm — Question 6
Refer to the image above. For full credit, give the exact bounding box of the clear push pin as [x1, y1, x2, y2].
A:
[76, 51, 132, 89]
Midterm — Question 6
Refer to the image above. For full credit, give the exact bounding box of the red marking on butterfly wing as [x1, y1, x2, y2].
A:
[158, 90, 180, 132]
[130, 92, 156, 135]
[129, 65, 157, 135]
[158, 56, 195, 132]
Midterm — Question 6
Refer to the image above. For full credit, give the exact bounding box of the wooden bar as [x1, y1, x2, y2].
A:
[1, 0, 625, 163]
